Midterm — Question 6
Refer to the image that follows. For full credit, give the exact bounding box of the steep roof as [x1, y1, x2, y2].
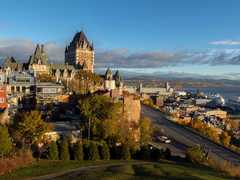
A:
[28, 44, 48, 65]
[70, 31, 93, 50]
[3, 57, 22, 71]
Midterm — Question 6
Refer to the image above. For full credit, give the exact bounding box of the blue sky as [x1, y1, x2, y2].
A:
[1, 0, 240, 79]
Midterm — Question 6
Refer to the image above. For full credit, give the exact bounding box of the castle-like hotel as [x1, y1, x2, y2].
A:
[0, 31, 122, 108]
[3, 31, 94, 76]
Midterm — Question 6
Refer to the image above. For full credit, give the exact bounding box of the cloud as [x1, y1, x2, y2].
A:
[95, 48, 240, 68]
[0, 39, 64, 63]
[209, 40, 240, 45]
[2, 38, 240, 68]
[95, 49, 185, 68]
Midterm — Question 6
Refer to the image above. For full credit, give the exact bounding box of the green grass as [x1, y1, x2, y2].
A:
[0, 160, 230, 180]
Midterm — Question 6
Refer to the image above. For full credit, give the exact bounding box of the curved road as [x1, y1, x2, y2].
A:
[142, 105, 240, 165]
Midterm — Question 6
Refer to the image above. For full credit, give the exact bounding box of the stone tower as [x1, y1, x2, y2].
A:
[65, 31, 94, 73]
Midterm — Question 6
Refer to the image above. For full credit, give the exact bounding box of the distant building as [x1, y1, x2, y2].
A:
[28, 44, 49, 74]
[3, 57, 22, 72]
[65, 31, 94, 73]
[125, 82, 173, 96]
[36, 82, 65, 104]
[104, 68, 123, 91]
[6, 72, 35, 95]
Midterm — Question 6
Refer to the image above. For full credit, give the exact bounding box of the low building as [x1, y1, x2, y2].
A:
[36, 82, 65, 104]
[195, 98, 211, 106]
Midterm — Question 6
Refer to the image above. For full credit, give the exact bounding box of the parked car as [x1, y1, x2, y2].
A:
[157, 136, 171, 144]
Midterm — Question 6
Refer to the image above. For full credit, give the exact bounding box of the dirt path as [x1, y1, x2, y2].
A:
[31, 161, 151, 180]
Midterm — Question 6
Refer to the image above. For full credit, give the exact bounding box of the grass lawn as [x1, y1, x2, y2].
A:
[0, 160, 230, 180]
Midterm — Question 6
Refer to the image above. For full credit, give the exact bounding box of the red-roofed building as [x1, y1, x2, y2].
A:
[0, 86, 8, 109]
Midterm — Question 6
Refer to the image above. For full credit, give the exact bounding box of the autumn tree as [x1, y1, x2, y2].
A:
[78, 95, 121, 140]
[12, 110, 50, 147]
[0, 126, 12, 157]
[140, 116, 152, 146]
[219, 131, 231, 147]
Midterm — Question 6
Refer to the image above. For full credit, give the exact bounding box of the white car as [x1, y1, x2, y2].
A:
[165, 139, 171, 144]
[157, 136, 171, 144]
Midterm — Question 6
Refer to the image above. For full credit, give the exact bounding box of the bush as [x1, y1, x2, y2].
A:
[88, 142, 100, 160]
[100, 142, 110, 160]
[186, 146, 207, 164]
[120, 144, 131, 160]
[164, 148, 171, 160]
[59, 138, 70, 160]
[151, 148, 163, 161]
[0, 149, 33, 175]
[73, 141, 83, 161]
[0, 126, 12, 157]
[139, 146, 151, 160]
[47, 141, 59, 160]
[208, 157, 240, 177]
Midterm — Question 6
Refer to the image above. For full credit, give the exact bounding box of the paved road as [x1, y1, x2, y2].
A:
[142, 105, 240, 165]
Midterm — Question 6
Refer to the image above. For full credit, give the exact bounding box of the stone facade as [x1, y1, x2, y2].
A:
[65, 31, 94, 73]
[122, 92, 141, 141]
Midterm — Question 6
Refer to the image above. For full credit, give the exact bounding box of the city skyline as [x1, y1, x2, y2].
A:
[1, 0, 240, 79]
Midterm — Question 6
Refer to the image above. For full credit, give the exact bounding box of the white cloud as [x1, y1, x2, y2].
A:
[209, 40, 240, 45]
[0, 39, 64, 63]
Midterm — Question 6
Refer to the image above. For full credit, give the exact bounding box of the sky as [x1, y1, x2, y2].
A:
[1, 0, 240, 79]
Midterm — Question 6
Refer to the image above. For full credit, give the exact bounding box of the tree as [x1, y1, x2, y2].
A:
[59, 138, 70, 160]
[73, 141, 83, 161]
[0, 126, 12, 157]
[78, 95, 121, 140]
[219, 132, 231, 147]
[100, 142, 110, 160]
[120, 144, 131, 160]
[12, 110, 50, 147]
[140, 117, 152, 146]
[47, 141, 58, 160]
[88, 142, 99, 160]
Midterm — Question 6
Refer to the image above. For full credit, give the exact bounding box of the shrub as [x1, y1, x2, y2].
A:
[0, 149, 33, 175]
[164, 148, 171, 160]
[47, 141, 59, 160]
[208, 157, 240, 177]
[73, 141, 83, 161]
[139, 146, 151, 160]
[100, 142, 110, 160]
[0, 126, 12, 157]
[186, 145, 207, 164]
[88, 142, 100, 160]
[59, 138, 70, 160]
[151, 148, 163, 161]
[120, 144, 131, 160]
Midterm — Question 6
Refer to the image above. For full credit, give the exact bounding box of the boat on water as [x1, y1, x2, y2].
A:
[227, 96, 240, 111]
[205, 93, 225, 107]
